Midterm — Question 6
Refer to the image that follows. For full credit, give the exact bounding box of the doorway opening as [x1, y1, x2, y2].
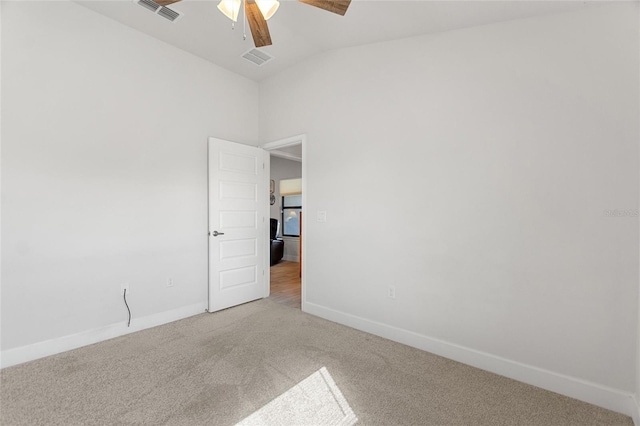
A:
[261, 135, 306, 311]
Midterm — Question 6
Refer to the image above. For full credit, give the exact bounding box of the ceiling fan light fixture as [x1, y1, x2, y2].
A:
[217, 0, 241, 22]
[255, 0, 279, 20]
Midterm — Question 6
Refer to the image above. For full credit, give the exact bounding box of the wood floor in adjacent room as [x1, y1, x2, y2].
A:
[269, 260, 301, 309]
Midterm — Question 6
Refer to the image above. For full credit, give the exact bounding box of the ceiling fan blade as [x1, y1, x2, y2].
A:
[298, 0, 351, 16]
[245, 0, 273, 48]
[155, 0, 182, 6]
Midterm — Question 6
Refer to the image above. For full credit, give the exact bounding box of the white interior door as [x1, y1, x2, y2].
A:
[208, 137, 268, 313]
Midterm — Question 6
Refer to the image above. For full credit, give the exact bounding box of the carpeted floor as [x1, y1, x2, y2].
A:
[0, 299, 633, 425]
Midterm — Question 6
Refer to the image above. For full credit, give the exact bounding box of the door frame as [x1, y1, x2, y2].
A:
[261, 134, 307, 311]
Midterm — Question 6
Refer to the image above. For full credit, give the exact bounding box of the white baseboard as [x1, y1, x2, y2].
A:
[0, 302, 208, 369]
[283, 255, 299, 262]
[632, 395, 640, 426]
[304, 301, 636, 419]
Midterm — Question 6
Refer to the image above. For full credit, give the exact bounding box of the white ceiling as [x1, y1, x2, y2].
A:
[270, 144, 303, 161]
[77, 0, 598, 81]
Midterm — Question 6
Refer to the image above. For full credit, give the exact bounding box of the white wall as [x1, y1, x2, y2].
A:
[1, 2, 259, 355]
[270, 156, 302, 261]
[260, 2, 639, 401]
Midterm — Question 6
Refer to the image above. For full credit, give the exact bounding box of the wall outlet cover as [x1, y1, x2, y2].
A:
[388, 285, 396, 299]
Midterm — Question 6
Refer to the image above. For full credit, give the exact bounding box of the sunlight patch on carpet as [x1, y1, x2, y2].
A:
[236, 367, 357, 426]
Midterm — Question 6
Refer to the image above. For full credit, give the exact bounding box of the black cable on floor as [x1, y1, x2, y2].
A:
[123, 288, 131, 327]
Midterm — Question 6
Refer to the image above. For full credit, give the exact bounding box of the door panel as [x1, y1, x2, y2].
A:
[208, 137, 267, 312]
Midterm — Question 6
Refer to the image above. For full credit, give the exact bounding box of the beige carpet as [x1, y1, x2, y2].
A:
[0, 299, 632, 425]
[236, 366, 357, 426]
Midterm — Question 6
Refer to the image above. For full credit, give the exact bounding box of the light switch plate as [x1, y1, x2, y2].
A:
[317, 210, 327, 222]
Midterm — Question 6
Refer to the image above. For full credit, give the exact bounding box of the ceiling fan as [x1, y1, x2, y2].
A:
[155, 0, 351, 48]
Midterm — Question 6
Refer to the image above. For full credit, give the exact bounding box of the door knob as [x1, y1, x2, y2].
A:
[211, 231, 225, 237]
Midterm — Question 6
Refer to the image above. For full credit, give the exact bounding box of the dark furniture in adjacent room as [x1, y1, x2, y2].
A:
[270, 218, 284, 266]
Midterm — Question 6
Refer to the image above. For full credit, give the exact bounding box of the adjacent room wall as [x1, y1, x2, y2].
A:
[270, 156, 302, 261]
[260, 2, 639, 404]
[269, 156, 302, 222]
[1, 1, 259, 359]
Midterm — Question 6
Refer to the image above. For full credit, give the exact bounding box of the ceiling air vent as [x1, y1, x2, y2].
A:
[157, 6, 180, 22]
[135, 0, 182, 22]
[241, 49, 273, 67]
[137, 0, 160, 12]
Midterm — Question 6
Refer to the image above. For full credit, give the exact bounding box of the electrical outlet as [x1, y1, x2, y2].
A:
[120, 283, 130, 296]
[166, 277, 174, 288]
[388, 285, 396, 299]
